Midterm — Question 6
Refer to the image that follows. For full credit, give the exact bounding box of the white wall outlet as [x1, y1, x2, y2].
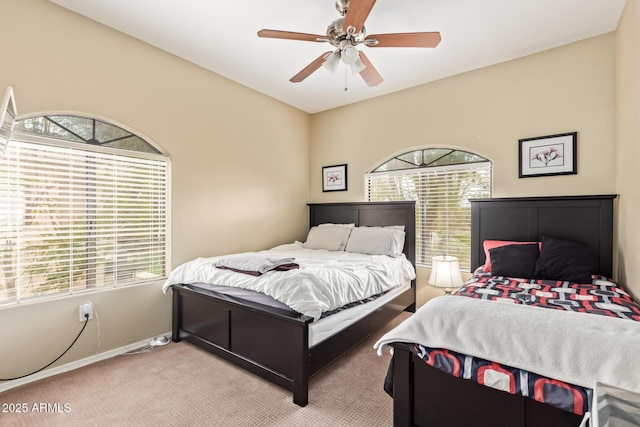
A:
[79, 302, 93, 321]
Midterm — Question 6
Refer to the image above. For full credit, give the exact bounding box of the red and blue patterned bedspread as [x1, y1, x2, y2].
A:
[413, 271, 640, 415]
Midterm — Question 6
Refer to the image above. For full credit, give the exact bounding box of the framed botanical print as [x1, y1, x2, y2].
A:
[322, 164, 347, 192]
[519, 132, 577, 178]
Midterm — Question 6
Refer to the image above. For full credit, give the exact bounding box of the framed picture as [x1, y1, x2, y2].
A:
[518, 132, 577, 178]
[322, 164, 347, 192]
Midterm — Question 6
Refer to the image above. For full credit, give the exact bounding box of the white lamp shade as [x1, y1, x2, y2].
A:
[428, 255, 464, 288]
[349, 56, 366, 75]
[322, 51, 340, 73]
[341, 45, 359, 64]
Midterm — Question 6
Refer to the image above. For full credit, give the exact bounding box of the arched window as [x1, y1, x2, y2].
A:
[0, 114, 170, 304]
[367, 148, 491, 270]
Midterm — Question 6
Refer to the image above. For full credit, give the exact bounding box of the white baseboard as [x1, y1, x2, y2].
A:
[0, 333, 171, 394]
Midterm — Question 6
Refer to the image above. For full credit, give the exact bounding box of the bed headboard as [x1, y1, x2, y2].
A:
[470, 195, 617, 277]
[307, 201, 416, 269]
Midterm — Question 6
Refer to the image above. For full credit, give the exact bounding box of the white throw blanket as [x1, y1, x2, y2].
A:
[163, 247, 415, 321]
[374, 296, 640, 394]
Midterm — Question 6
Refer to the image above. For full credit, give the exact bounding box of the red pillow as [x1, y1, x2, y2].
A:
[483, 240, 541, 272]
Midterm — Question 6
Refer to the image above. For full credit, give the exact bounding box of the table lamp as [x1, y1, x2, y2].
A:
[428, 255, 464, 294]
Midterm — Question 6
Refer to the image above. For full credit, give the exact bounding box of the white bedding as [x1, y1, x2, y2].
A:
[163, 243, 416, 321]
[374, 296, 640, 394]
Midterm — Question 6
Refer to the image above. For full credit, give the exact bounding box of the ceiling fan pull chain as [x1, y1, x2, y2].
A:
[344, 65, 348, 92]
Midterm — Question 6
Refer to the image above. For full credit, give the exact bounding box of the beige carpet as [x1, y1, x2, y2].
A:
[0, 313, 409, 427]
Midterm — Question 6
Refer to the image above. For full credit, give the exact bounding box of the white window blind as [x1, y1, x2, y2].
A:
[367, 163, 491, 270]
[0, 139, 169, 304]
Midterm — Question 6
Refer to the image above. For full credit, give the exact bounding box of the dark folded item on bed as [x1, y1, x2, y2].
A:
[215, 254, 299, 276]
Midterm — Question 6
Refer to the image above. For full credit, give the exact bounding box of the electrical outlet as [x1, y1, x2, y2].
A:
[79, 302, 93, 321]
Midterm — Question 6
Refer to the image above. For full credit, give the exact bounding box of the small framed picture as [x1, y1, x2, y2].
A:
[322, 164, 347, 192]
[518, 132, 577, 178]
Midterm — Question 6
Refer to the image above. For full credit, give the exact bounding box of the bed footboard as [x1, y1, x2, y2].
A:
[389, 344, 583, 427]
[172, 285, 312, 406]
[172, 284, 415, 407]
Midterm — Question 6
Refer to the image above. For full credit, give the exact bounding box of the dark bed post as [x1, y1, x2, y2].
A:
[392, 345, 414, 426]
[172, 290, 182, 342]
[292, 325, 310, 407]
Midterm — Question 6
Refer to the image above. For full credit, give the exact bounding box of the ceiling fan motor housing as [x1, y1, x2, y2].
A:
[326, 17, 365, 47]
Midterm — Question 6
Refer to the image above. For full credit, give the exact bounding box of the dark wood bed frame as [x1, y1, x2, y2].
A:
[389, 194, 617, 427]
[171, 201, 416, 406]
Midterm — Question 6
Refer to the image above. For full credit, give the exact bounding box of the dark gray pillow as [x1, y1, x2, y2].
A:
[533, 236, 598, 283]
[489, 243, 539, 278]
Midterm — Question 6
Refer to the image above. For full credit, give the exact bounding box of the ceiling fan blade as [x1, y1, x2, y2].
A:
[365, 32, 442, 48]
[358, 51, 383, 87]
[290, 51, 332, 83]
[343, 0, 376, 34]
[258, 29, 326, 42]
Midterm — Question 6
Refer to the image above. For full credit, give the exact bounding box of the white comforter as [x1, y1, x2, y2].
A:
[163, 243, 416, 321]
[374, 296, 640, 394]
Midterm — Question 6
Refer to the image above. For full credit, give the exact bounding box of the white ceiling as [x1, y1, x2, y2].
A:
[49, 0, 626, 114]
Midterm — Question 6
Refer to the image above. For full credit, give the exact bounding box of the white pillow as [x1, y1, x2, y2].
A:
[303, 225, 352, 251]
[345, 226, 406, 257]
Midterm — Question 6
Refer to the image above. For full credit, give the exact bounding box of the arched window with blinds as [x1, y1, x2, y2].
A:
[367, 148, 491, 271]
[0, 114, 170, 304]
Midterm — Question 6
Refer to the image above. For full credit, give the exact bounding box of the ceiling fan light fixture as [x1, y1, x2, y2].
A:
[341, 45, 359, 65]
[322, 51, 341, 73]
[350, 57, 366, 75]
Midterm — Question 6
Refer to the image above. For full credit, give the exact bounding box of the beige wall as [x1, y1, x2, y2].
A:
[0, 0, 310, 379]
[0, 0, 633, 383]
[310, 34, 617, 305]
[310, 34, 616, 201]
[616, 0, 640, 298]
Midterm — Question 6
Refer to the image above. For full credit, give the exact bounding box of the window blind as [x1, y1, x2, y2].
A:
[0, 139, 169, 304]
[367, 163, 491, 270]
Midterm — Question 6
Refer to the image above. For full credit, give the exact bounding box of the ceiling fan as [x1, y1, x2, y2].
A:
[257, 0, 441, 87]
